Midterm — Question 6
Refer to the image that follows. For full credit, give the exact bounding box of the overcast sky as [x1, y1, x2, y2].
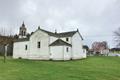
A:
[0, 0, 120, 48]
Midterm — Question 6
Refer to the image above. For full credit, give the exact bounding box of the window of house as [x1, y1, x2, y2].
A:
[66, 47, 69, 52]
[21, 31, 23, 35]
[66, 38, 69, 41]
[25, 45, 27, 50]
[37, 41, 41, 48]
[23, 31, 25, 36]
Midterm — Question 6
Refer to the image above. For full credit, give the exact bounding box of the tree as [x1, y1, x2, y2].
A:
[92, 41, 109, 54]
[0, 36, 14, 62]
[0, 27, 14, 63]
[0, 27, 14, 36]
[114, 28, 120, 48]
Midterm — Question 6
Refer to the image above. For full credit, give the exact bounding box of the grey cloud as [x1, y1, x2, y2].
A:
[0, 0, 119, 48]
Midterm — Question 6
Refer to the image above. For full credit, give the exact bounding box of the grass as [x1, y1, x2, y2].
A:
[0, 56, 120, 80]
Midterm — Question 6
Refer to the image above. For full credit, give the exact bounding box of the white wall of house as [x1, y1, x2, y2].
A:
[50, 37, 72, 44]
[13, 29, 86, 60]
[13, 41, 29, 59]
[63, 46, 72, 60]
[72, 32, 86, 59]
[60, 37, 72, 44]
[50, 46, 64, 60]
[50, 46, 72, 60]
[49, 36, 58, 44]
[29, 30, 50, 60]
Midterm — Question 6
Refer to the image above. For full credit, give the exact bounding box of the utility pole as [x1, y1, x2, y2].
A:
[4, 44, 8, 63]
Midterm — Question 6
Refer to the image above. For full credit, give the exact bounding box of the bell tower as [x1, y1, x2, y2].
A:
[19, 22, 27, 38]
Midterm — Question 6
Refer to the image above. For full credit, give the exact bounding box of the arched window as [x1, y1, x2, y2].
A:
[23, 31, 26, 36]
[66, 38, 69, 41]
[25, 45, 27, 50]
[37, 41, 41, 48]
[66, 47, 69, 52]
[21, 31, 23, 35]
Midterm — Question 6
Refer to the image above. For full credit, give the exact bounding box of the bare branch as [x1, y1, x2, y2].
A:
[114, 28, 120, 48]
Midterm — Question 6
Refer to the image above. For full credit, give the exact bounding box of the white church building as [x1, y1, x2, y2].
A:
[13, 22, 86, 60]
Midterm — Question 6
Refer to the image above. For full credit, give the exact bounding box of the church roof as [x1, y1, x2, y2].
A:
[20, 22, 26, 30]
[22, 21, 25, 27]
[14, 38, 29, 42]
[15, 27, 83, 42]
[38, 28, 82, 38]
[56, 31, 77, 37]
[39, 28, 57, 37]
[49, 39, 72, 47]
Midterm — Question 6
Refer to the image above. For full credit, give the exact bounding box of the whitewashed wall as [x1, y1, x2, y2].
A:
[72, 32, 86, 59]
[49, 36, 58, 44]
[29, 30, 50, 60]
[50, 46, 64, 60]
[13, 29, 86, 60]
[13, 41, 29, 59]
[82, 49, 87, 58]
[50, 46, 72, 60]
[50, 36, 72, 44]
[60, 37, 72, 44]
[63, 46, 72, 60]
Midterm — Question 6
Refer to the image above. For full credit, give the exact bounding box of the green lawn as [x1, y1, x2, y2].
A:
[0, 56, 120, 80]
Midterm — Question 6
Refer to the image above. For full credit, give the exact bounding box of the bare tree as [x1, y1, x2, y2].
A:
[0, 27, 14, 36]
[0, 36, 14, 62]
[0, 27, 6, 36]
[0, 27, 15, 63]
[114, 28, 120, 48]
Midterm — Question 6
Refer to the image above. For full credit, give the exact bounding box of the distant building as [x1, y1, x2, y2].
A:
[110, 48, 120, 53]
[83, 45, 89, 55]
[92, 41, 109, 55]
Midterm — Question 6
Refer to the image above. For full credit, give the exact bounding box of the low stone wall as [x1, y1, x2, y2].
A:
[0, 44, 13, 56]
[108, 53, 120, 57]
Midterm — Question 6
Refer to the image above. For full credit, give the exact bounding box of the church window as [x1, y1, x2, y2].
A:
[23, 31, 25, 36]
[21, 31, 23, 35]
[66, 38, 69, 41]
[38, 41, 41, 48]
[25, 45, 27, 50]
[66, 47, 69, 52]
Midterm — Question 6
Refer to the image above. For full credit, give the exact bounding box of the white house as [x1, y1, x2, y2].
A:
[13, 23, 86, 60]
